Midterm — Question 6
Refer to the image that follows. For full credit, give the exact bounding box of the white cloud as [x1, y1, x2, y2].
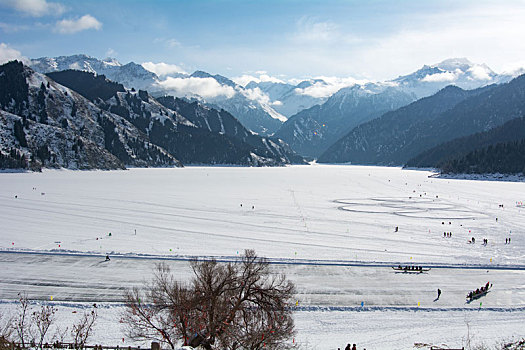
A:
[467, 65, 492, 81]
[293, 16, 339, 43]
[232, 73, 285, 87]
[0, 43, 29, 64]
[105, 48, 117, 58]
[232, 74, 259, 86]
[0, 22, 30, 32]
[142, 62, 187, 76]
[294, 76, 366, 98]
[421, 71, 457, 83]
[0, 0, 65, 17]
[153, 37, 181, 49]
[242, 87, 272, 105]
[54, 14, 102, 34]
[158, 77, 236, 99]
[166, 39, 179, 48]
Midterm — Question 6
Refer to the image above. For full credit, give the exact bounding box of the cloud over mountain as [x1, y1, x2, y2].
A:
[142, 61, 187, 76]
[0, 43, 29, 64]
[158, 76, 236, 98]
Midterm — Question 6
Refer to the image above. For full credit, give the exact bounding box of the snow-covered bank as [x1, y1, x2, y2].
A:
[1, 301, 523, 350]
[430, 172, 525, 182]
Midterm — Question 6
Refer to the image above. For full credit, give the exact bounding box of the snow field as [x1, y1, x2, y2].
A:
[1, 165, 524, 349]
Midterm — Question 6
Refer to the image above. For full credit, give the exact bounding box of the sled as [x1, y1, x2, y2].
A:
[466, 285, 492, 301]
[392, 266, 431, 273]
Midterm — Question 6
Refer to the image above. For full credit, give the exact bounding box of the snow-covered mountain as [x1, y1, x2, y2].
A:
[317, 72, 525, 166]
[245, 79, 328, 118]
[30, 55, 287, 136]
[392, 58, 501, 98]
[0, 61, 180, 170]
[274, 83, 415, 158]
[271, 58, 525, 158]
[30, 54, 160, 92]
[157, 70, 286, 135]
[0, 61, 305, 170]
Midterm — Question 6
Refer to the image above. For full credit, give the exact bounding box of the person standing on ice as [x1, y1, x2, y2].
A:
[437, 288, 441, 299]
[345, 344, 351, 350]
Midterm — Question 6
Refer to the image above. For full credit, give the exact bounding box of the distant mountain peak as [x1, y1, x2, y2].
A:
[434, 57, 474, 71]
[102, 57, 122, 67]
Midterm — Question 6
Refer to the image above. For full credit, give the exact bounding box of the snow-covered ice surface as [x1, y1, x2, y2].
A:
[1, 165, 524, 349]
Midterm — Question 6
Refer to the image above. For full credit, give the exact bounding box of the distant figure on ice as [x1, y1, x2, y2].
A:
[345, 344, 351, 350]
[105, 255, 110, 261]
[437, 288, 441, 299]
[395, 226, 398, 232]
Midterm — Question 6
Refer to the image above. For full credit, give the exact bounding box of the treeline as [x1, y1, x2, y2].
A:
[441, 139, 525, 174]
[406, 116, 525, 169]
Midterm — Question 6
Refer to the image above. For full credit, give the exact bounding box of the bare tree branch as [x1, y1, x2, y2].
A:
[122, 250, 296, 350]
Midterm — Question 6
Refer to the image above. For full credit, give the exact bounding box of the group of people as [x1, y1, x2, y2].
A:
[339, 344, 358, 350]
[505, 237, 512, 244]
[397, 265, 424, 272]
[467, 282, 491, 299]
[443, 231, 453, 238]
[467, 237, 490, 245]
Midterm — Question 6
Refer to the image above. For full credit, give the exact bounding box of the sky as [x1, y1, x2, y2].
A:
[1, 0, 525, 82]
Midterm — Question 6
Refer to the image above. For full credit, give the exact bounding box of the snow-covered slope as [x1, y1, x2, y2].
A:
[1, 61, 305, 170]
[30, 54, 160, 92]
[31, 55, 287, 136]
[275, 83, 415, 158]
[46, 69, 305, 166]
[185, 71, 287, 135]
[392, 58, 501, 98]
[245, 79, 328, 118]
[0, 61, 180, 170]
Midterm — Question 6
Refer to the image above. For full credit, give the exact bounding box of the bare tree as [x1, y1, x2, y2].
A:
[0, 312, 13, 350]
[52, 325, 69, 345]
[122, 250, 296, 350]
[121, 264, 197, 349]
[32, 304, 57, 349]
[219, 304, 295, 350]
[189, 250, 296, 349]
[71, 309, 97, 349]
[14, 292, 31, 348]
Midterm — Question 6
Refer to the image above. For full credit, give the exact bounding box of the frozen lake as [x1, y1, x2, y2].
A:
[1, 165, 524, 349]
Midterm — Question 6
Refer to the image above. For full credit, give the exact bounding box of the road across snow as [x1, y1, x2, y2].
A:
[1, 251, 524, 309]
[1, 165, 524, 349]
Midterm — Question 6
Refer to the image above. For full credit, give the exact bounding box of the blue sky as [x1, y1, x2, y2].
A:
[1, 0, 525, 81]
